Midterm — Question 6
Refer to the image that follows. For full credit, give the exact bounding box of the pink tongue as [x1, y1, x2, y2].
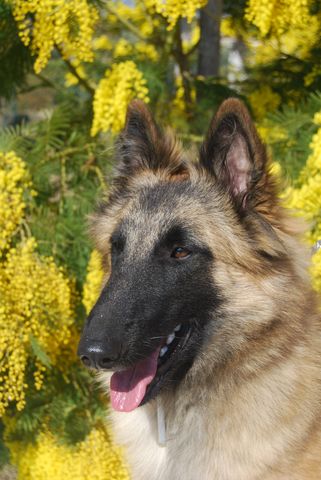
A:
[110, 347, 160, 412]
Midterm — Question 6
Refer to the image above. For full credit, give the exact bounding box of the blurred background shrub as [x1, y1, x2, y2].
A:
[0, 0, 321, 478]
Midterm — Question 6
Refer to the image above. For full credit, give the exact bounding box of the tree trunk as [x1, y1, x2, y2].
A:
[172, 22, 194, 117]
[198, 0, 222, 77]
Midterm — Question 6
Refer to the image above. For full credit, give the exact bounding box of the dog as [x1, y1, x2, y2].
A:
[78, 98, 321, 480]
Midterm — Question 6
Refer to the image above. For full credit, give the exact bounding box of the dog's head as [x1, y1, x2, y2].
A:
[78, 99, 306, 411]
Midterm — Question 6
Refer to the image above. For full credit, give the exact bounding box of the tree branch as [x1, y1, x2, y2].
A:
[185, 39, 200, 57]
[104, 1, 147, 41]
[55, 46, 95, 96]
[35, 73, 63, 92]
[171, 22, 193, 117]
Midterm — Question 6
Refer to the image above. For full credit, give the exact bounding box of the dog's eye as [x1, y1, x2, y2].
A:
[171, 246, 191, 259]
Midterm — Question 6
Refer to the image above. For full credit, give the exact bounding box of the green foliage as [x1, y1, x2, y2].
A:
[29, 335, 52, 369]
[246, 55, 321, 105]
[0, 102, 112, 282]
[194, 79, 245, 133]
[0, 2, 33, 99]
[6, 366, 106, 446]
[265, 92, 321, 181]
[0, 121, 36, 155]
[224, 0, 248, 17]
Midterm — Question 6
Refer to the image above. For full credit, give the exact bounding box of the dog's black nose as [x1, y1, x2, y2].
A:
[77, 339, 120, 370]
[79, 351, 113, 370]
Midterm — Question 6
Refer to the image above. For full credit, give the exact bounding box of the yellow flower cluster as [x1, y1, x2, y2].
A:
[245, 0, 311, 37]
[0, 151, 31, 254]
[286, 175, 321, 224]
[314, 112, 321, 126]
[145, 0, 207, 29]
[92, 35, 113, 51]
[286, 113, 321, 240]
[13, 0, 99, 73]
[248, 85, 281, 121]
[91, 61, 149, 135]
[65, 64, 87, 88]
[257, 123, 288, 145]
[172, 75, 186, 113]
[221, 17, 237, 38]
[135, 42, 159, 61]
[114, 38, 159, 62]
[0, 238, 74, 415]
[82, 250, 104, 314]
[172, 74, 195, 116]
[182, 23, 200, 54]
[11, 426, 129, 480]
[246, 15, 319, 68]
[311, 249, 321, 293]
[283, 111, 321, 293]
[305, 65, 321, 88]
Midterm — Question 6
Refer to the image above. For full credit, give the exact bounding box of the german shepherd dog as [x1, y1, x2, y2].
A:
[78, 98, 321, 480]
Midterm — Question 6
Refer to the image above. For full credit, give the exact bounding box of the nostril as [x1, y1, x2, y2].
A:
[99, 357, 113, 369]
[80, 355, 92, 367]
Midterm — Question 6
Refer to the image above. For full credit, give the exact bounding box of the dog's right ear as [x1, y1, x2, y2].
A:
[116, 99, 160, 174]
[115, 99, 186, 178]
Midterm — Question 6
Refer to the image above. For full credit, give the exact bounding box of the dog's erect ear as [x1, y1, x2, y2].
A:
[115, 99, 186, 177]
[200, 98, 273, 210]
[116, 100, 160, 172]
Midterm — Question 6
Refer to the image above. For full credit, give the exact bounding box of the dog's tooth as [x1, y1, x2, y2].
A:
[160, 346, 168, 357]
[166, 333, 175, 345]
[174, 324, 182, 332]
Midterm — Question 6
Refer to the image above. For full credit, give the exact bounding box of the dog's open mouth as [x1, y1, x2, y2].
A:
[110, 323, 192, 412]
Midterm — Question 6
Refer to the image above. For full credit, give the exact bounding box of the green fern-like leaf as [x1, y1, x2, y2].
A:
[34, 103, 72, 153]
[29, 334, 52, 368]
[0, 122, 36, 155]
[265, 92, 321, 181]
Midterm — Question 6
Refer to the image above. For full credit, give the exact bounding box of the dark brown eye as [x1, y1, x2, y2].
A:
[171, 246, 191, 259]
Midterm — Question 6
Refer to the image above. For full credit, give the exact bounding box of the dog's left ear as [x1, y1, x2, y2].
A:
[200, 98, 275, 211]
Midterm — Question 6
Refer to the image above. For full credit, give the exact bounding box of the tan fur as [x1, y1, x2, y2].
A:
[92, 99, 321, 479]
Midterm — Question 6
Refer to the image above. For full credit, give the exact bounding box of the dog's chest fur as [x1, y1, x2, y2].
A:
[111, 399, 218, 480]
[108, 347, 321, 480]
[111, 397, 275, 480]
